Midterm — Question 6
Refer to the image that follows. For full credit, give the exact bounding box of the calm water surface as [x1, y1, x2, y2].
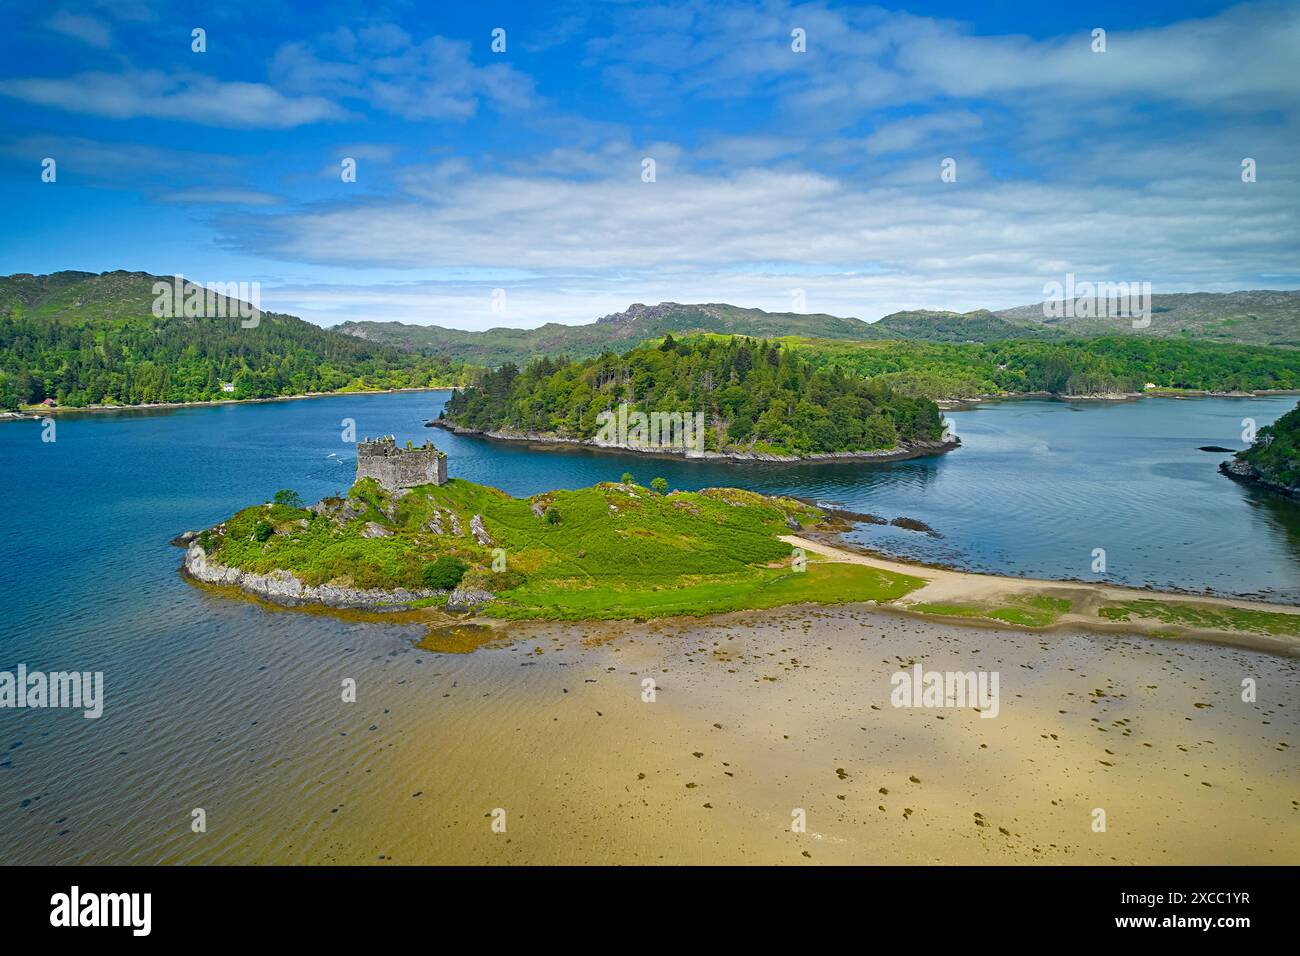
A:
[0, 389, 1297, 862]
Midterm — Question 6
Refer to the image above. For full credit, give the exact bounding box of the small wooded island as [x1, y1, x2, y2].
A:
[436, 335, 959, 461]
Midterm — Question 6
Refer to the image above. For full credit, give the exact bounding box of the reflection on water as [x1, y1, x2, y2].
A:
[1242, 484, 1300, 553]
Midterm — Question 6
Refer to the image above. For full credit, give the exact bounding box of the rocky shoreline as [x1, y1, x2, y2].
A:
[1219, 458, 1300, 499]
[177, 535, 436, 609]
[174, 532, 494, 612]
[428, 418, 960, 463]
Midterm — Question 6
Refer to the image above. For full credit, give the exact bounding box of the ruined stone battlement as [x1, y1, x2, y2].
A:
[355, 435, 448, 490]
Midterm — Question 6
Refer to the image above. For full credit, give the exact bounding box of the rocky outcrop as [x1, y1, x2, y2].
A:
[312, 497, 364, 523]
[1220, 458, 1300, 498]
[446, 587, 495, 612]
[181, 543, 440, 610]
[470, 514, 493, 546]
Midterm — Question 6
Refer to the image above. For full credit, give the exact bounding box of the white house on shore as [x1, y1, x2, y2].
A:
[220, 382, 235, 393]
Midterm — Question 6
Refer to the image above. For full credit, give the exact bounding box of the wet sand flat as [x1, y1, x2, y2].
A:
[138, 605, 1298, 865]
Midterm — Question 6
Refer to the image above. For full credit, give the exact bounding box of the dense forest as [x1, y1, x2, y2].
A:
[442, 334, 946, 456]
[0, 308, 472, 409]
[790, 336, 1300, 399]
[1232, 402, 1300, 492]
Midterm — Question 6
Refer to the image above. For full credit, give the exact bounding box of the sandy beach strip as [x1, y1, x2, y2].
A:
[781, 534, 1300, 656]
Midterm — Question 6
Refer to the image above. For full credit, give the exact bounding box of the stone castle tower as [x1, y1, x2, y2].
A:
[355, 436, 448, 491]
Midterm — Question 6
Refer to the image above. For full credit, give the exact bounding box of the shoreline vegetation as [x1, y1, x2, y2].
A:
[782, 334, 1300, 402]
[176, 476, 1300, 656]
[0, 384, 455, 420]
[428, 418, 960, 463]
[1220, 400, 1300, 498]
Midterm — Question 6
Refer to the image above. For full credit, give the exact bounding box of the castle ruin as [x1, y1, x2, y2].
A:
[355, 436, 448, 490]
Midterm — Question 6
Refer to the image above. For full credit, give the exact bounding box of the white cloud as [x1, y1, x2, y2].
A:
[229, 130, 1297, 331]
[0, 70, 349, 128]
[158, 188, 280, 205]
[46, 10, 113, 48]
[596, 1, 1300, 119]
[864, 112, 982, 156]
[254, 149, 1289, 268]
[270, 28, 537, 121]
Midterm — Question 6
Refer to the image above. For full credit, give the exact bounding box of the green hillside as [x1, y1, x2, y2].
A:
[0, 271, 472, 408]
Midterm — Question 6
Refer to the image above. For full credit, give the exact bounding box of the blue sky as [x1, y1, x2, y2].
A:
[0, 0, 1296, 329]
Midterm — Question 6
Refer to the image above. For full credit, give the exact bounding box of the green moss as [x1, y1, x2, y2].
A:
[1097, 599, 1300, 637]
[909, 602, 987, 618]
[908, 594, 1072, 628]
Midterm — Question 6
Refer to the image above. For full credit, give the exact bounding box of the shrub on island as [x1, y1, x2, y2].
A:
[423, 555, 469, 590]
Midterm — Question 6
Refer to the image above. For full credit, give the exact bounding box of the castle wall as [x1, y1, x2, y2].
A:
[355, 441, 447, 489]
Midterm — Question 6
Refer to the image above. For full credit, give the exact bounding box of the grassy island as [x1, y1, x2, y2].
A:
[185, 477, 926, 620]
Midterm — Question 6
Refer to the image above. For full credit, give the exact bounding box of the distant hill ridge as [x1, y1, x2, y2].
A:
[339, 290, 1300, 362]
[4, 272, 1298, 374]
[338, 301, 880, 365]
[338, 287, 1300, 361]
